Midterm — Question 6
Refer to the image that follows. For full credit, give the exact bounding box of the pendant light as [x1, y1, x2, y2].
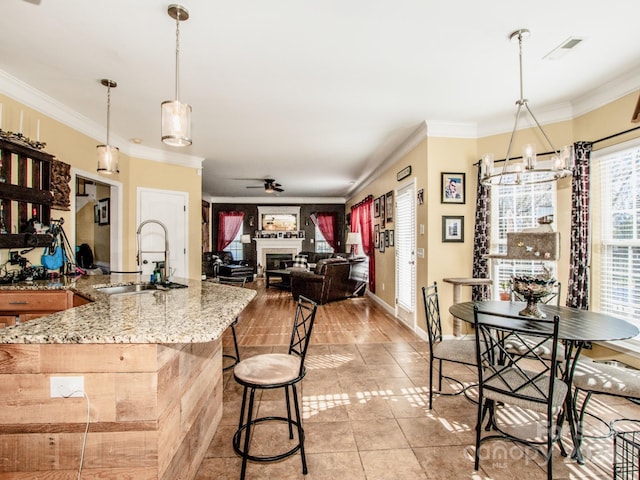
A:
[161, 4, 192, 147]
[480, 29, 574, 186]
[97, 79, 119, 175]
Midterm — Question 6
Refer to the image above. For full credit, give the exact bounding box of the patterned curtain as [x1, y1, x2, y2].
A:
[216, 211, 244, 252]
[351, 196, 375, 292]
[566, 141, 592, 309]
[472, 166, 491, 300]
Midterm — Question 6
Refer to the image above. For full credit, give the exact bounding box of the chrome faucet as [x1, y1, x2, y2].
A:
[136, 219, 170, 283]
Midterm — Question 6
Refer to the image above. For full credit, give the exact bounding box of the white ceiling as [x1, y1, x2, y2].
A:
[1, 0, 639, 201]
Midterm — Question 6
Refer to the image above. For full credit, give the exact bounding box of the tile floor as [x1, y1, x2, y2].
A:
[195, 340, 640, 479]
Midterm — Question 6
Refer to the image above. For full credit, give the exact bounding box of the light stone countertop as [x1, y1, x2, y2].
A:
[0, 274, 257, 344]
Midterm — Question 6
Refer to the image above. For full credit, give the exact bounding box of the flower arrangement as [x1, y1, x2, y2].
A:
[511, 267, 556, 318]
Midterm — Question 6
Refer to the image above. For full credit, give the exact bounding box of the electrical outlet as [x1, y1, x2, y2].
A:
[50, 376, 84, 398]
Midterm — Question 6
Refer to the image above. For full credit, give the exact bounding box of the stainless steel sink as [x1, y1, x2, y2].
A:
[95, 283, 160, 295]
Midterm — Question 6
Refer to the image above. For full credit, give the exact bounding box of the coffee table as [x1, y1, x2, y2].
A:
[265, 269, 292, 290]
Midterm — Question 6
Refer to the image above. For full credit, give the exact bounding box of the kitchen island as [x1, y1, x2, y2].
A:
[0, 274, 256, 479]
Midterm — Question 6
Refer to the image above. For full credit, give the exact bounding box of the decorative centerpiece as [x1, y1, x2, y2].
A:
[512, 268, 556, 318]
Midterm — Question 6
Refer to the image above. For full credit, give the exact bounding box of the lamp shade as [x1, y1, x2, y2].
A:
[96, 145, 119, 174]
[346, 232, 361, 245]
[161, 100, 192, 146]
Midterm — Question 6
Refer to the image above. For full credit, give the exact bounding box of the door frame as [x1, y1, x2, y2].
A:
[71, 168, 123, 271]
[395, 179, 417, 330]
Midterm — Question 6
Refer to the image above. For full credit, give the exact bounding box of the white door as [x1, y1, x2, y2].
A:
[138, 188, 188, 280]
[395, 181, 416, 329]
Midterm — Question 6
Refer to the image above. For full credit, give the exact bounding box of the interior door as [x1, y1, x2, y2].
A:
[395, 181, 416, 329]
[138, 188, 188, 279]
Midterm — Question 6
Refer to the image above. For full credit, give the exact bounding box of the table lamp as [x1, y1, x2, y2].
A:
[345, 232, 361, 258]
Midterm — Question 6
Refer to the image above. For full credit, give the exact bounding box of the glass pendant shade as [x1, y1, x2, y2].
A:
[161, 4, 191, 147]
[97, 79, 119, 175]
[97, 145, 120, 174]
[161, 100, 192, 146]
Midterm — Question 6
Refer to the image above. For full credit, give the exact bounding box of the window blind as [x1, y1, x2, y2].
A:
[396, 186, 415, 311]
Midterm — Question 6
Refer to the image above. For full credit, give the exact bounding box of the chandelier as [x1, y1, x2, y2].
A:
[97, 79, 119, 175]
[161, 4, 192, 147]
[481, 29, 574, 186]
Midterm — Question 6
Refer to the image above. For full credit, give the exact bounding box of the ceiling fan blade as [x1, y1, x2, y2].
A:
[273, 187, 285, 192]
[246, 186, 263, 189]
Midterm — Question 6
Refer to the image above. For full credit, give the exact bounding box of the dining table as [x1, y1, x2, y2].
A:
[449, 300, 639, 464]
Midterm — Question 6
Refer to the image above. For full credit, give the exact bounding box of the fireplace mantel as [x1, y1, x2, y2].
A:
[254, 238, 303, 268]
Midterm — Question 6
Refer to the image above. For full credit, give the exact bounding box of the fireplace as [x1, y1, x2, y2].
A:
[266, 253, 293, 270]
[254, 238, 303, 269]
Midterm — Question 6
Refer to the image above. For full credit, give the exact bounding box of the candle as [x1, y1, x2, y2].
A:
[19, 110, 23, 134]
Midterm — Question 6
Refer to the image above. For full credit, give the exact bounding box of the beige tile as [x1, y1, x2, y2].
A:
[351, 418, 409, 450]
[304, 421, 357, 453]
[305, 452, 366, 480]
[397, 416, 470, 447]
[359, 449, 427, 480]
[346, 395, 395, 421]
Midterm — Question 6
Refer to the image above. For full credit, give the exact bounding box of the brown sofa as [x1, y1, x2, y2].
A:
[290, 257, 366, 304]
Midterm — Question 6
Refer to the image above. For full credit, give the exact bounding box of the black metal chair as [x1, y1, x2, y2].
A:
[217, 275, 247, 371]
[422, 282, 477, 409]
[571, 358, 640, 452]
[232, 295, 318, 480]
[473, 306, 568, 480]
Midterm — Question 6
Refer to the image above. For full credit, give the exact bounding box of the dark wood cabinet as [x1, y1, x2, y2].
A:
[0, 138, 54, 248]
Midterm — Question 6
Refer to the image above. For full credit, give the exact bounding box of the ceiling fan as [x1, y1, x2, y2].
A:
[245, 179, 284, 194]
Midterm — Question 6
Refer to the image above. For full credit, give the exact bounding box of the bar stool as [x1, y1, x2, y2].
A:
[217, 276, 246, 371]
[232, 295, 318, 480]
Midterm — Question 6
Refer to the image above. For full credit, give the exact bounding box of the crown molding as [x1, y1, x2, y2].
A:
[0, 69, 203, 170]
[205, 196, 346, 204]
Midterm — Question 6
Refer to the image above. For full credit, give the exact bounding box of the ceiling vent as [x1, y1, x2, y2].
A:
[544, 37, 584, 60]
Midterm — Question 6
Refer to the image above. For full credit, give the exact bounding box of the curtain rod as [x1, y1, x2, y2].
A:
[473, 125, 640, 166]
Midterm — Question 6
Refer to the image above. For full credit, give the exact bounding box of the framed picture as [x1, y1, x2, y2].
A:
[379, 232, 385, 252]
[442, 216, 464, 242]
[298, 230, 305, 239]
[98, 198, 110, 225]
[385, 230, 389, 247]
[374, 225, 380, 248]
[385, 191, 393, 223]
[389, 230, 394, 246]
[379, 196, 385, 228]
[441, 172, 465, 204]
[374, 197, 380, 217]
[94, 204, 100, 223]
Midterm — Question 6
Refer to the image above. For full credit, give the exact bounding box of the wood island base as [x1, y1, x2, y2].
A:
[0, 340, 223, 479]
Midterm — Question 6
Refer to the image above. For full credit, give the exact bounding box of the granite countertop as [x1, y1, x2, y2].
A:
[0, 274, 256, 345]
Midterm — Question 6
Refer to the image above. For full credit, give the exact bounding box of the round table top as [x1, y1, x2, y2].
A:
[449, 300, 639, 343]
[442, 277, 493, 286]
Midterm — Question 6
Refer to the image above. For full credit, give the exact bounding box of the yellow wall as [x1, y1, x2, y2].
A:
[0, 94, 202, 279]
[347, 90, 640, 344]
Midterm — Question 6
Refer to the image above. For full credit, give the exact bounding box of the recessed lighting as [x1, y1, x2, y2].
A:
[131, 138, 143, 144]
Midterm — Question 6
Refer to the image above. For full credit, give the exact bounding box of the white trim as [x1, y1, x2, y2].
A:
[70, 168, 124, 272]
[0, 69, 203, 170]
[206, 196, 346, 204]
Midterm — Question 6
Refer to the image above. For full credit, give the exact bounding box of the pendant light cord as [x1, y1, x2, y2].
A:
[174, 10, 181, 102]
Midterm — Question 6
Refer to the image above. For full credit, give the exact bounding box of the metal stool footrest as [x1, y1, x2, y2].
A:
[233, 416, 304, 463]
[223, 319, 240, 372]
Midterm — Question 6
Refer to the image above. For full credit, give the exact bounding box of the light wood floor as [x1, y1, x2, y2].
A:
[229, 278, 419, 347]
[201, 278, 640, 480]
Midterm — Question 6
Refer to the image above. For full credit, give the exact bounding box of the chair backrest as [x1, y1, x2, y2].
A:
[288, 295, 319, 376]
[421, 282, 443, 347]
[217, 276, 247, 287]
[473, 305, 561, 408]
[510, 280, 562, 306]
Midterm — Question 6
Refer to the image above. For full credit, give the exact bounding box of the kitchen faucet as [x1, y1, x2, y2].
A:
[136, 219, 170, 283]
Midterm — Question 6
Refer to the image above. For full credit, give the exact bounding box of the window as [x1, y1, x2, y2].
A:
[490, 168, 557, 298]
[227, 226, 244, 261]
[594, 139, 640, 332]
[315, 226, 334, 253]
